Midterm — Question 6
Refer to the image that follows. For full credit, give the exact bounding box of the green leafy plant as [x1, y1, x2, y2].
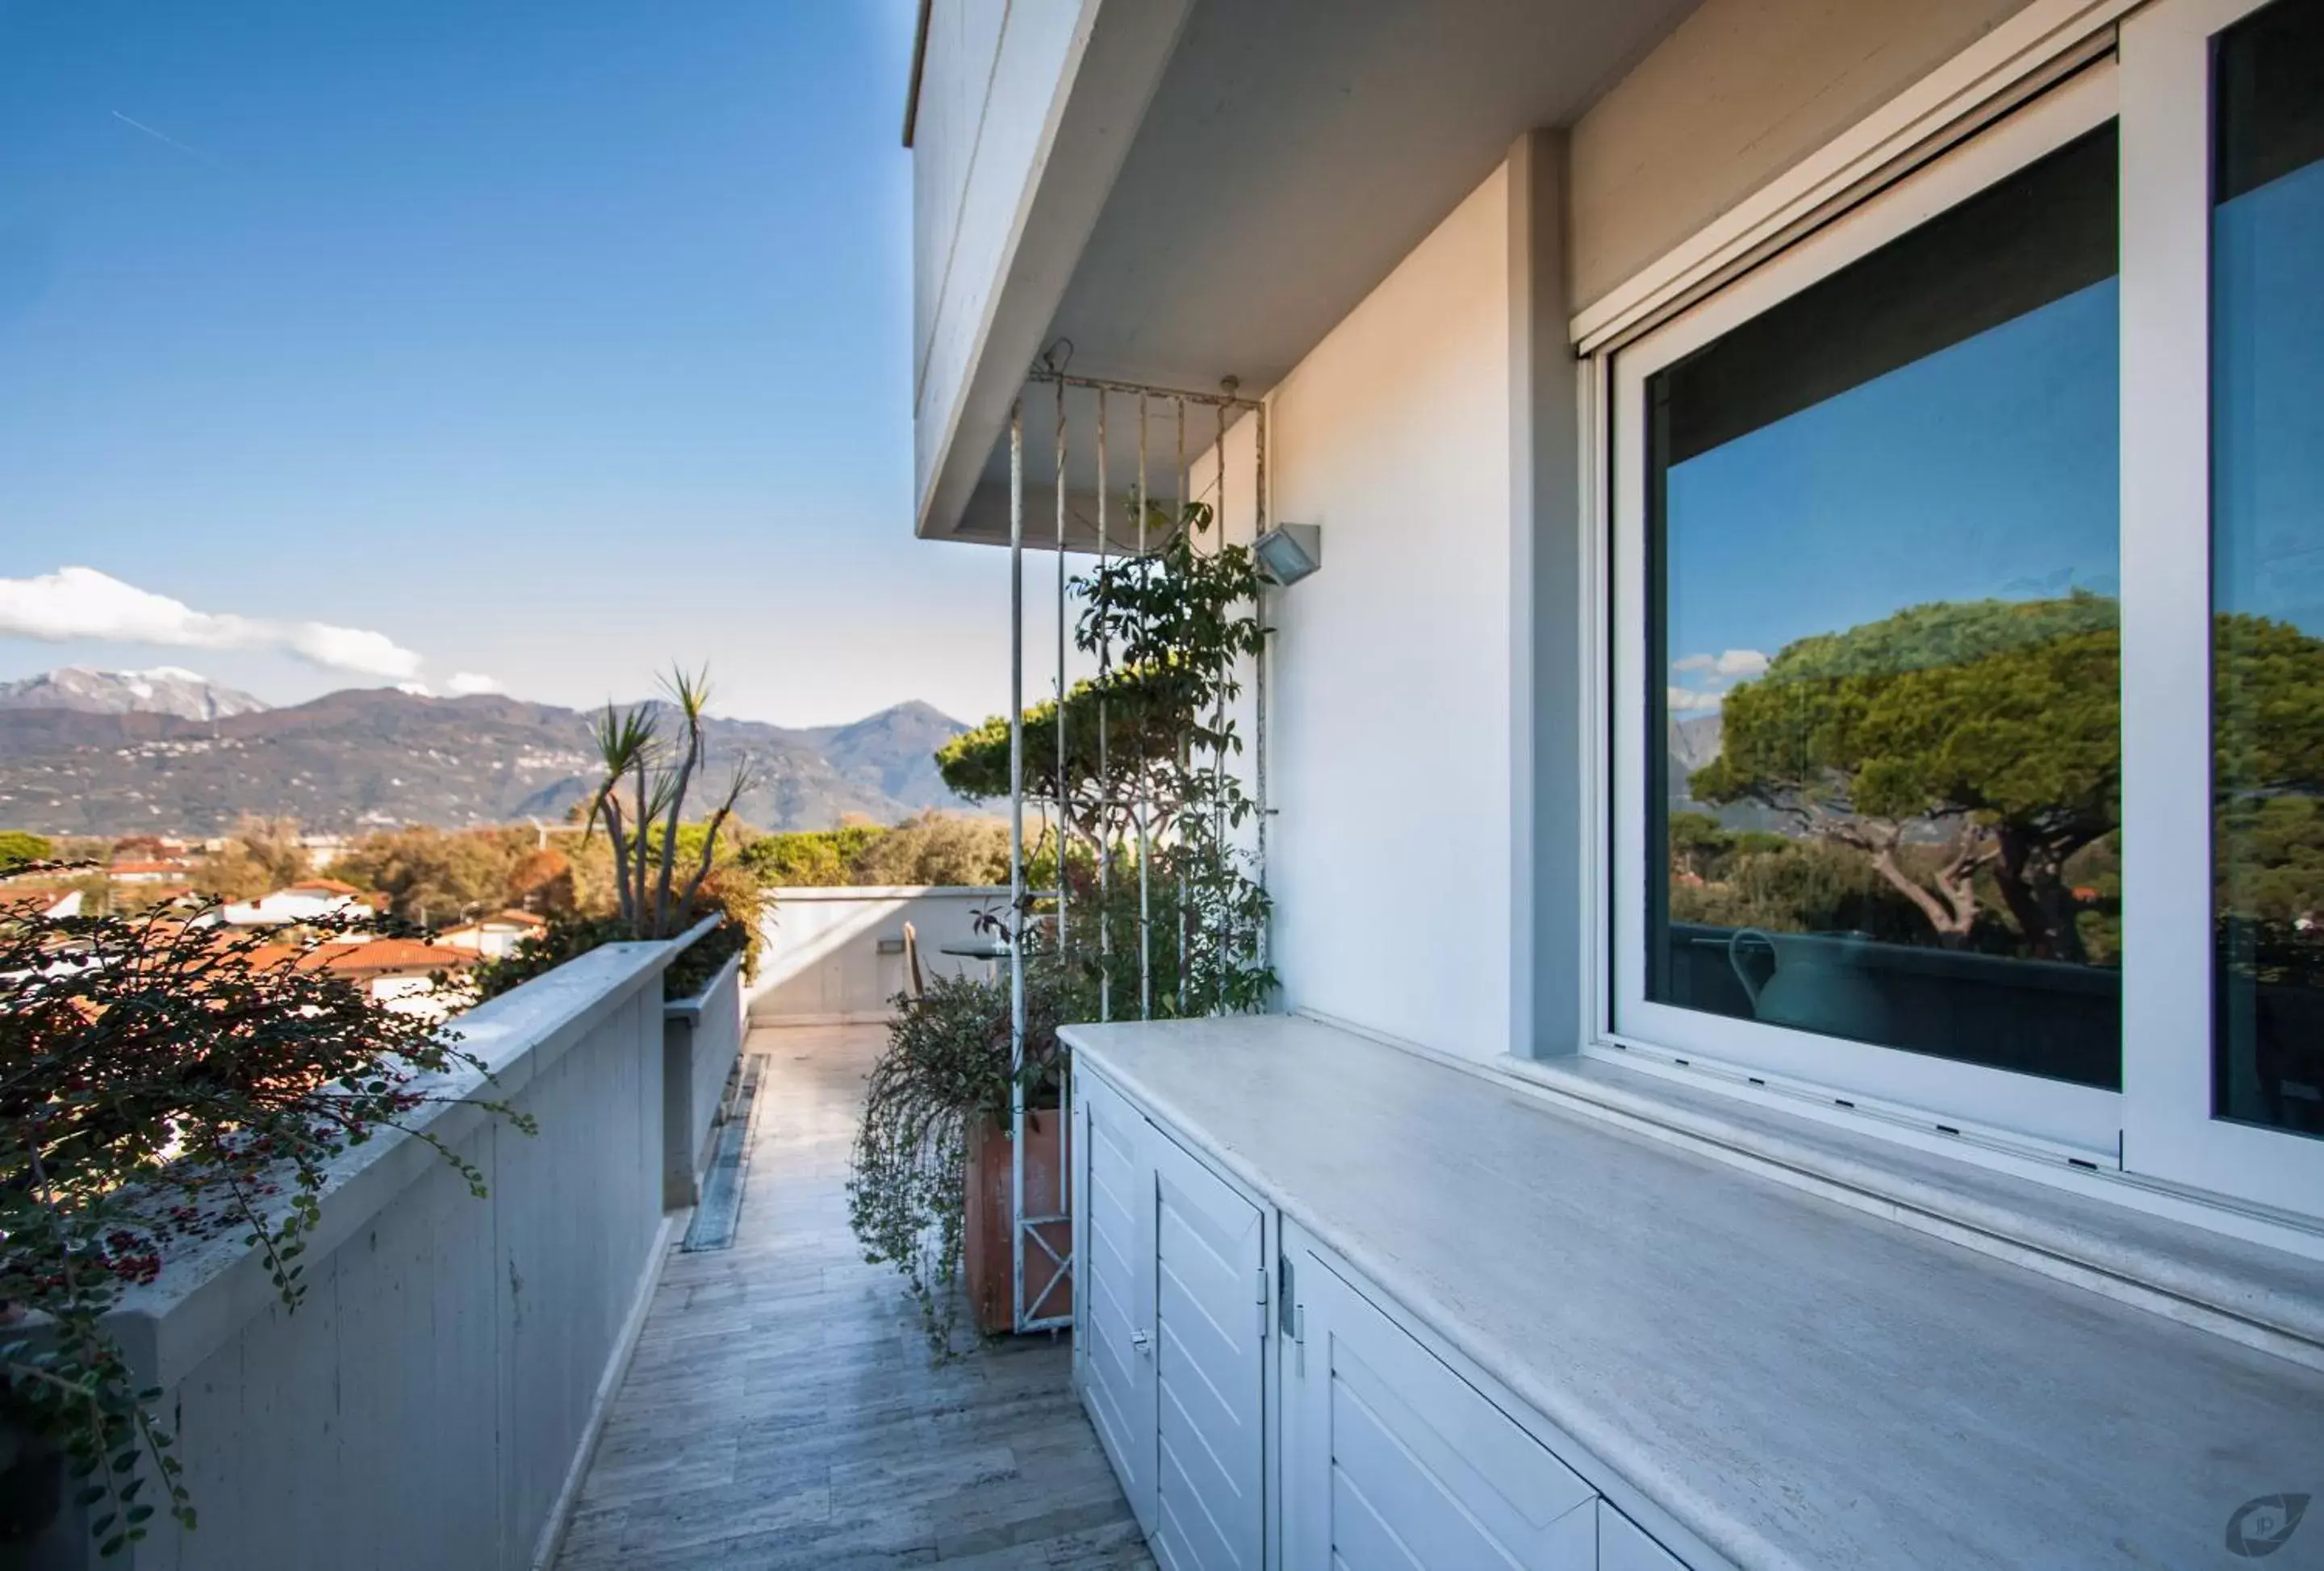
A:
[845, 944, 1087, 1356]
[936, 496, 1276, 1014]
[0, 888, 531, 1557]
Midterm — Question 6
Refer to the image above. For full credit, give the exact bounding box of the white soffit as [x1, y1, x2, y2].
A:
[928, 0, 1701, 544]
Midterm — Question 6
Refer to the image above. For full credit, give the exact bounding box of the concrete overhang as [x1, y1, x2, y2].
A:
[917, 0, 1701, 547]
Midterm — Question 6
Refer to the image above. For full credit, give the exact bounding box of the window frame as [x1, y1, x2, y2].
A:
[1601, 65, 2126, 1159]
[1591, 0, 2324, 1221]
[2118, 0, 2324, 1218]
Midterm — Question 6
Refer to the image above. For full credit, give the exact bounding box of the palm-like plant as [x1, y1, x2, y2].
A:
[583, 666, 756, 940]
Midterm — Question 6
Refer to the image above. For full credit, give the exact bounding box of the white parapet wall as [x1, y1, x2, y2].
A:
[750, 886, 1009, 1022]
[74, 939, 691, 1571]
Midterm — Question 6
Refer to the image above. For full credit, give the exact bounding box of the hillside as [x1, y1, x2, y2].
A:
[0, 683, 973, 836]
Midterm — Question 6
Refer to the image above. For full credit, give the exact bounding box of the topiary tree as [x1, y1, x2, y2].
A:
[934, 497, 1274, 1015]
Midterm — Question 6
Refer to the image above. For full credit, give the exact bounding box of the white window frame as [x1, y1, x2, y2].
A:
[1592, 0, 2324, 1222]
[1603, 66, 2125, 1158]
[2119, 0, 2324, 1218]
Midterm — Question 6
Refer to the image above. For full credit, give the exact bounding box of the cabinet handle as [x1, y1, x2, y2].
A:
[1131, 1328, 1152, 1357]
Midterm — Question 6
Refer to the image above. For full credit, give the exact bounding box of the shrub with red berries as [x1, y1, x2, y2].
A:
[0, 876, 532, 1556]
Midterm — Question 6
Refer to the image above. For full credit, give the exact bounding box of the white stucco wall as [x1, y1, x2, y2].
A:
[750, 886, 1012, 1022]
[1261, 164, 1516, 1063]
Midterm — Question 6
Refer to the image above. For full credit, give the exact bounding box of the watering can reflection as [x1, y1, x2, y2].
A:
[1726, 928, 1899, 1042]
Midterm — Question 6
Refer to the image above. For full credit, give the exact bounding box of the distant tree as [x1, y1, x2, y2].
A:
[333, 825, 524, 925]
[0, 830, 53, 871]
[850, 812, 1011, 887]
[504, 845, 575, 913]
[190, 817, 309, 903]
[738, 823, 888, 888]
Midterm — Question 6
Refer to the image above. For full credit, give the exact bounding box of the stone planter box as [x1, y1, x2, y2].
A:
[663, 950, 746, 1211]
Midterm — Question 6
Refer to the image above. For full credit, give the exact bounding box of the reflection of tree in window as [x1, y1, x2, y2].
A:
[1689, 595, 2119, 963]
[2210, 0, 2324, 1135]
[1637, 123, 2123, 1085]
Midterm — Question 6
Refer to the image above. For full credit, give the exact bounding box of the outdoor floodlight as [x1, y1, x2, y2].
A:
[1254, 523, 1323, 587]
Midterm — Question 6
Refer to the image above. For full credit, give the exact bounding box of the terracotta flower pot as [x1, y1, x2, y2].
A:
[962, 1108, 1073, 1335]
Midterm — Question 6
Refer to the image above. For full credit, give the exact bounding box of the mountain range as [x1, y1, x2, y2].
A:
[0, 667, 975, 837]
[0, 666, 270, 722]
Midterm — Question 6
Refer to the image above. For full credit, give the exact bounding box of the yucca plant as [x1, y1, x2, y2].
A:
[583, 666, 757, 942]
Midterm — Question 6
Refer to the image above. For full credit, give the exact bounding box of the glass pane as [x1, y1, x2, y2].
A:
[1638, 126, 2121, 1090]
[2212, 0, 2324, 1139]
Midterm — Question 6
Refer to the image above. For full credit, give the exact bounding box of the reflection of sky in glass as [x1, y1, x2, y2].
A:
[2215, 161, 2324, 627]
[1664, 281, 2120, 710]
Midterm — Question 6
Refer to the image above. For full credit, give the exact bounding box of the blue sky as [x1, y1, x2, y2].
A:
[1664, 153, 2324, 718]
[0, 0, 1027, 727]
[2217, 158, 2324, 630]
[1662, 280, 2121, 714]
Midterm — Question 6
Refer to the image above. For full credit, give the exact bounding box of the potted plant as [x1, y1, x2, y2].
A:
[469, 666, 763, 1008]
[846, 941, 1088, 1351]
[0, 880, 533, 1559]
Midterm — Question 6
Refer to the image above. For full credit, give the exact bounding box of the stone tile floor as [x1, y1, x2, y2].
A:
[554, 1022, 1152, 1569]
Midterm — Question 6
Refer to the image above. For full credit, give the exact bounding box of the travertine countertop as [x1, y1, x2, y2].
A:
[1061, 1013, 2324, 1571]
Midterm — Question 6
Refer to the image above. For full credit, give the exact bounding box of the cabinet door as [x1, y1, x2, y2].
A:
[1149, 1128, 1268, 1571]
[1079, 1073, 1159, 1535]
[1598, 1503, 1687, 1571]
[1287, 1251, 1597, 1570]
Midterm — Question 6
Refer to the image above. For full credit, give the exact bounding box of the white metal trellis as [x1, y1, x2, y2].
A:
[1002, 366, 1270, 1334]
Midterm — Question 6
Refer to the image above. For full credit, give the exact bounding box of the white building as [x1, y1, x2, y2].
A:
[437, 908, 549, 959]
[1, 887, 83, 920]
[216, 878, 373, 928]
[910, 2, 2324, 1567]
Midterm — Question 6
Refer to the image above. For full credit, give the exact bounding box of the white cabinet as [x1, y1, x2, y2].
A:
[1285, 1244, 1598, 1570]
[1075, 1070, 1269, 1571]
[1599, 1503, 1687, 1571]
[1080, 1072, 1160, 1534]
[1076, 1068, 1694, 1571]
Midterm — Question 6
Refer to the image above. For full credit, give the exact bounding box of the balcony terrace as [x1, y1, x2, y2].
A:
[553, 1020, 1150, 1571]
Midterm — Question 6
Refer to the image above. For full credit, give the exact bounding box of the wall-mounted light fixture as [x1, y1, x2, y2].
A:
[1253, 523, 1322, 587]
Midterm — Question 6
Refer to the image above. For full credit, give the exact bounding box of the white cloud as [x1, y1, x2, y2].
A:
[1668, 685, 1723, 713]
[0, 566, 423, 679]
[395, 682, 434, 697]
[445, 671, 503, 697]
[1674, 649, 1770, 679]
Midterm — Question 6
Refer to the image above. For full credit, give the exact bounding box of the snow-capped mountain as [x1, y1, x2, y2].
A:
[0, 666, 271, 722]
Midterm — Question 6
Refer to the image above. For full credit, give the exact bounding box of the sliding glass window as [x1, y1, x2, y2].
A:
[1636, 127, 2121, 1093]
[2211, 0, 2324, 1139]
[1601, 0, 2324, 1213]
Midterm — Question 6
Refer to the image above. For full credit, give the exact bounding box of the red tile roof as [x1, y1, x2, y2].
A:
[285, 879, 362, 896]
[245, 938, 474, 978]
